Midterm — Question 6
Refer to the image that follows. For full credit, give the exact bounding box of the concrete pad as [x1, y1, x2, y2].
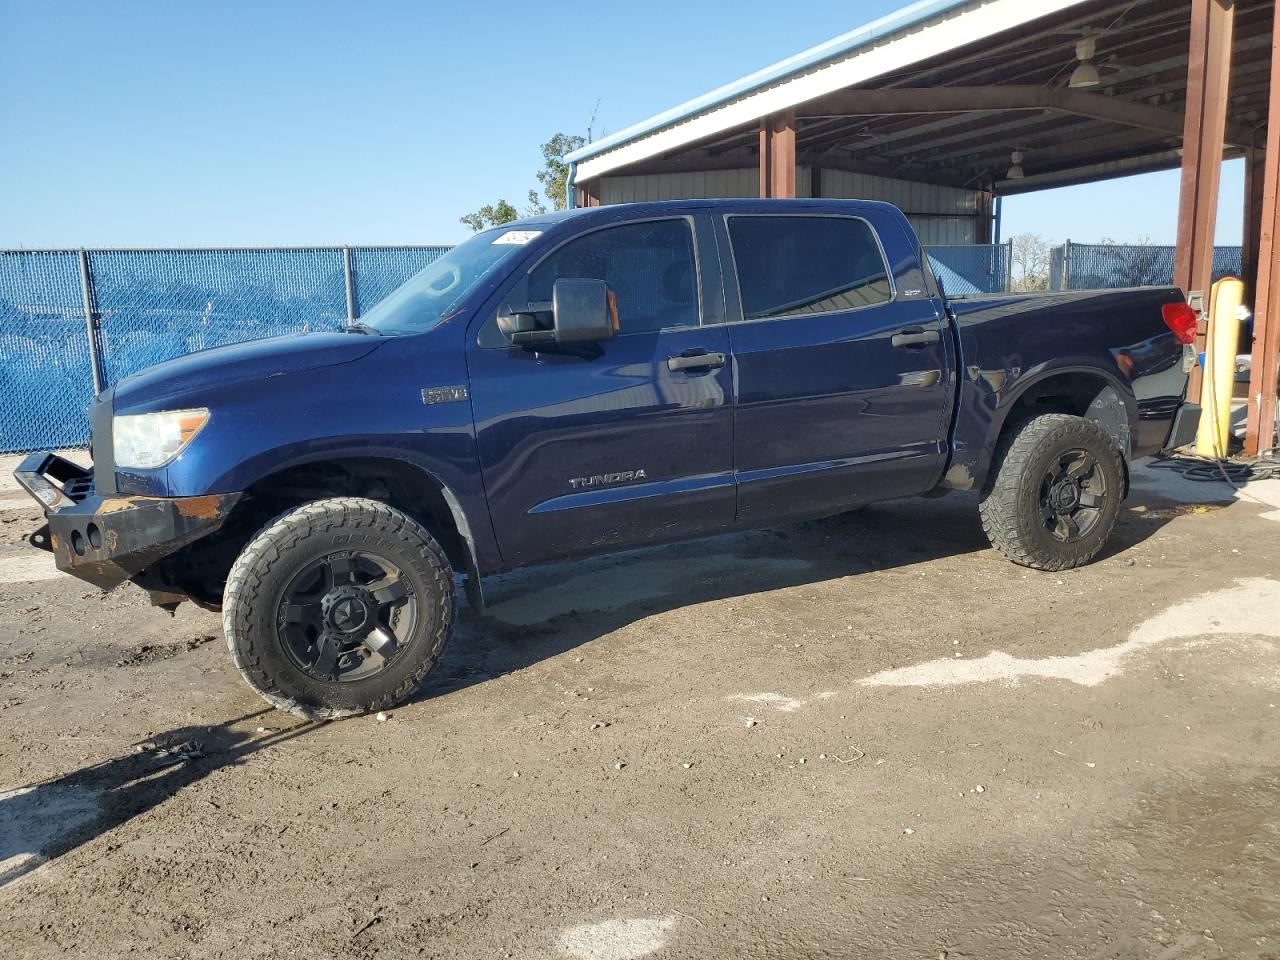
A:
[0, 553, 59, 584]
[0, 783, 100, 889]
[0, 449, 88, 496]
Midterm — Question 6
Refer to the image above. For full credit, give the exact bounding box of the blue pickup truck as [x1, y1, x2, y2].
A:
[16, 199, 1201, 718]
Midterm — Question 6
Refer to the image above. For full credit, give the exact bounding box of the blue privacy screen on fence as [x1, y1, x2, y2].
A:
[0, 245, 449, 452]
[1061, 243, 1242, 290]
[925, 243, 1013, 297]
[350, 247, 450, 315]
[88, 248, 348, 384]
[0, 251, 97, 452]
[0, 240, 1247, 453]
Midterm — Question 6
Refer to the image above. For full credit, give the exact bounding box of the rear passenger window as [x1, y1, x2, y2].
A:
[527, 219, 699, 334]
[727, 216, 892, 321]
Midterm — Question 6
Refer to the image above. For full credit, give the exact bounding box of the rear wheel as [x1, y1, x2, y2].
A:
[978, 413, 1125, 571]
[223, 497, 455, 719]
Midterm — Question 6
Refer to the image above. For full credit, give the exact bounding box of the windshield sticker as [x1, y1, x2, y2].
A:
[492, 230, 542, 245]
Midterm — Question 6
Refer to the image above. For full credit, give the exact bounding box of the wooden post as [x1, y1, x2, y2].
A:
[1244, 7, 1280, 456]
[1174, 0, 1236, 404]
[758, 119, 773, 198]
[758, 112, 796, 198]
[1242, 147, 1266, 304]
[975, 190, 995, 244]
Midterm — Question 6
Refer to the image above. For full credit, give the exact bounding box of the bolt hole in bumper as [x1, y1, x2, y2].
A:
[13, 452, 239, 591]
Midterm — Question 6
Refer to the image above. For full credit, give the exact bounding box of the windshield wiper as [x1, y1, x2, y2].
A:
[339, 321, 382, 336]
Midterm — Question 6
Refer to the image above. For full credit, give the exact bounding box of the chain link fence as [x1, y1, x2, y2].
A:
[925, 243, 1013, 297]
[0, 239, 1249, 453]
[0, 251, 97, 452]
[0, 245, 449, 453]
[1053, 242, 1242, 291]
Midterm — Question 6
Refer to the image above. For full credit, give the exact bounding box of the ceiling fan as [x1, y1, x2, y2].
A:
[1061, 31, 1132, 89]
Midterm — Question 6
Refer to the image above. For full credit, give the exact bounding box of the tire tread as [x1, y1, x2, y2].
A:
[222, 497, 454, 720]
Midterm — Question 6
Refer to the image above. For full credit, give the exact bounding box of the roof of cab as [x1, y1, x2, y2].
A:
[513, 197, 903, 230]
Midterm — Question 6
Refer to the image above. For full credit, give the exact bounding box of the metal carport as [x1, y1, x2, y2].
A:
[566, 0, 1280, 456]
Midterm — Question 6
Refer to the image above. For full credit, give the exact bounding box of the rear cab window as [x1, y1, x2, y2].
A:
[726, 215, 894, 321]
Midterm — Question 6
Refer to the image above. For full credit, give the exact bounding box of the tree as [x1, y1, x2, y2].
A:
[459, 199, 519, 232]
[460, 126, 591, 231]
[1011, 233, 1051, 292]
[534, 132, 586, 213]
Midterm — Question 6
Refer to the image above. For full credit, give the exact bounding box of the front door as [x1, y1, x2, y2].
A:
[720, 212, 953, 523]
[467, 214, 735, 568]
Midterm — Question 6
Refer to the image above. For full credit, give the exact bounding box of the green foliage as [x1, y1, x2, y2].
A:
[460, 132, 587, 232]
[459, 199, 519, 232]
[535, 133, 586, 213]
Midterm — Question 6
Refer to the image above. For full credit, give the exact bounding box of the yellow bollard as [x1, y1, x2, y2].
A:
[1196, 277, 1244, 459]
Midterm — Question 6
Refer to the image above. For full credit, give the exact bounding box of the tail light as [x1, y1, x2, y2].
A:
[1161, 302, 1199, 344]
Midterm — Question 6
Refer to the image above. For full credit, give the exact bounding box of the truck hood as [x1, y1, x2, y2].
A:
[111, 331, 386, 411]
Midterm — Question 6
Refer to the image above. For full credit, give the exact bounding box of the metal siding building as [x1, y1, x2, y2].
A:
[594, 167, 980, 243]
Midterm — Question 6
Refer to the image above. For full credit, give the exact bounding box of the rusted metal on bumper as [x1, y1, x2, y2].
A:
[13, 452, 240, 591]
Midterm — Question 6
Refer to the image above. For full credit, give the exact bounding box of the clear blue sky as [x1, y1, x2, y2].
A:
[0, 0, 1245, 249]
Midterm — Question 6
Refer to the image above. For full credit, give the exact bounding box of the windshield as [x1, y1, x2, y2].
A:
[358, 227, 541, 334]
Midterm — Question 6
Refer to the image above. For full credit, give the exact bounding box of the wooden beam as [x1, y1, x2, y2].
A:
[1176, 0, 1236, 406]
[796, 85, 1253, 147]
[975, 190, 994, 244]
[772, 110, 796, 198]
[1242, 145, 1266, 305]
[758, 119, 772, 198]
[1245, 3, 1280, 456]
[758, 111, 796, 198]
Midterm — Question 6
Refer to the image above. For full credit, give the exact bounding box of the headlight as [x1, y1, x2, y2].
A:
[113, 408, 210, 469]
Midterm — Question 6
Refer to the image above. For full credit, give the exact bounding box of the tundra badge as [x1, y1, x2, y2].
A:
[569, 469, 647, 490]
[421, 385, 469, 405]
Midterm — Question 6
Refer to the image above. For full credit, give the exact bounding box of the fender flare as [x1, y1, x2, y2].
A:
[214, 443, 489, 611]
[969, 360, 1138, 492]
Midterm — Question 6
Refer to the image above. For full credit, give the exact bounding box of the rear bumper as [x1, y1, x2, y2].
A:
[13, 452, 239, 590]
[1163, 402, 1202, 451]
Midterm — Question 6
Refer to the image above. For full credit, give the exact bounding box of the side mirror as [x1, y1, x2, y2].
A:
[552, 278, 614, 343]
[497, 309, 539, 340]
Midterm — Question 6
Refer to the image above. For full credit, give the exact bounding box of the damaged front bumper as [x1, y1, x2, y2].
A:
[13, 452, 239, 591]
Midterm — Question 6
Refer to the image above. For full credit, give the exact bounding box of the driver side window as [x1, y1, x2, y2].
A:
[527, 219, 700, 336]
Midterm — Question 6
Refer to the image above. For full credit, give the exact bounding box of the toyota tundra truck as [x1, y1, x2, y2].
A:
[14, 199, 1202, 718]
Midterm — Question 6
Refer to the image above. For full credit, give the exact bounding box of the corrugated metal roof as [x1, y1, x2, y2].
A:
[567, 0, 1091, 184]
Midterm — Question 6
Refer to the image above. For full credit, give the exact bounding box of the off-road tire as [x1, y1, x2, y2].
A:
[978, 413, 1125, 571]
[223, 497, 455, 719]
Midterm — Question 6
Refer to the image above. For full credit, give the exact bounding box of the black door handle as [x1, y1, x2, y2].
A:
[667, 350, 726, 372]
[891, 327, 941, 348]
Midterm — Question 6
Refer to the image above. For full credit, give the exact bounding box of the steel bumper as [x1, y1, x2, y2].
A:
[13, 452, 239, 590]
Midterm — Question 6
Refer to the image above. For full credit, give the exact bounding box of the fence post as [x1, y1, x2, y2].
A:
[342, 245, 356, 323]
[77, 249, 105, 394]
[1005, 240, 1013, 292]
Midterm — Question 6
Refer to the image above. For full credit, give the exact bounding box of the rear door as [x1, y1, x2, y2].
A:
[720, 212, 953, 523]
[467, 213, 736, 568]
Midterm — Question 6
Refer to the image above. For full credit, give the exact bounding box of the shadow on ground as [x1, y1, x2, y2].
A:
[419, 490, 1183, 704]
[0, 709, 321, 889]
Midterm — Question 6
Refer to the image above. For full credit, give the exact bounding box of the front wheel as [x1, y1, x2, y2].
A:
[978, 413, 1126, 571]
[223, 497, 456, 719]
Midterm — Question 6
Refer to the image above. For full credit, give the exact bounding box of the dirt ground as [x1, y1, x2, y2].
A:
[2, 452, 1279, 960]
